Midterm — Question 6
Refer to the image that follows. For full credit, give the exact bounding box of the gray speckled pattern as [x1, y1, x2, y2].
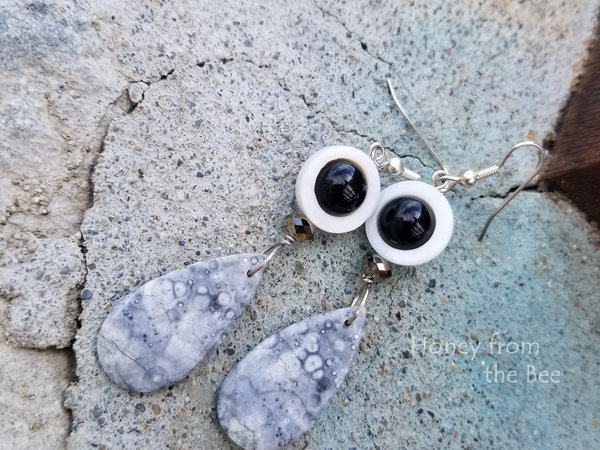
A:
[218, 307, 366, 450]
[97, 254, 266, 392]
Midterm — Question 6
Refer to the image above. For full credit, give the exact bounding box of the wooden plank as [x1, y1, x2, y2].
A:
[545, 30, 600, 224]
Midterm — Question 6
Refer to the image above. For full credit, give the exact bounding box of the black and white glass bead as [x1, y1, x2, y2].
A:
[365, 181, 453, 266]
[295, 146, 380, 233]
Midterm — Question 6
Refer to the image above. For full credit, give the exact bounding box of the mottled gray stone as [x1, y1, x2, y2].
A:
[218, 307, 366, 450]
[98, 254, 266, 392]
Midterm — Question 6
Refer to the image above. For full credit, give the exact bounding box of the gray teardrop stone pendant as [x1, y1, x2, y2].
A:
[218, 306, 366, 450]
[97, 254, 266, 393]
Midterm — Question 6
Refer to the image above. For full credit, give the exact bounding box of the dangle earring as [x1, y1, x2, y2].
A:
[218, 253, 391, 450]
[216, 137, 418, 449]
[364, 79, 546, 266]
[215, 139, 414, 448]
[96, 215, 315, 393]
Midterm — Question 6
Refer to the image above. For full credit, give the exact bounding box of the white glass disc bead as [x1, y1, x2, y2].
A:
[365, 181, 453, 266]
[295, 146, 380, 233]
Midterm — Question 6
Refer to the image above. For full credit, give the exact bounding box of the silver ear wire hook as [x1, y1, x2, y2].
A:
[477, 141, 546, 241]
[386, 79, 450, 177]
[385, 79, 547, 241]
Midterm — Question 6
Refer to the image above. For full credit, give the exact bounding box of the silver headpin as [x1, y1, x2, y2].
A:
[385, 79, 547, 241]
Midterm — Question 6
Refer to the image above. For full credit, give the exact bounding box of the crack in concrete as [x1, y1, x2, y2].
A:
[311, 0, 414, 98]
[73, 88, 135, 315]
[387, 146, 435, 172]
[64, 86, 137, 436]
[467, 183, 542, 202]
[86, 88, 135, 208]
[137, 67, 176, 87]
[274, 76, 385, 147]
[124, 58, 236, 105]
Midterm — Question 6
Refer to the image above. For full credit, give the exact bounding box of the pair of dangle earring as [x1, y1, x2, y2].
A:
[217, 80, 547, 449]
[96, 77, 546, 448]
[95, 204, 383, 448]
[295, 142, 453, 266]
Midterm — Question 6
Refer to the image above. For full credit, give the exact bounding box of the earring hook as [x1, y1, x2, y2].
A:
[478, 141, 546, 241]
[385, 79, 546, 241]
[386, 79, 449, 175]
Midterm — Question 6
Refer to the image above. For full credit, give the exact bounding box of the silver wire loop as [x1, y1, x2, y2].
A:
[247, 235, 295, 277]
[344, 275, 373, 326]
[432, 166, 501, 192]
[478, 141, 546, 241]
[368, 142, 420, 180]
[369, 142, 391, 169]
[431, 170, 455, 193]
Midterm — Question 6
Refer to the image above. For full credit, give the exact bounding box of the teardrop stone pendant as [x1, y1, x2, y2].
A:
[218, 306, 366, 450]
[97, 254, 266, 392]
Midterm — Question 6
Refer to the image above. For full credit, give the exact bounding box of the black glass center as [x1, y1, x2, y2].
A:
[314, 159, 367, 216]
[378, 197, 436, 250]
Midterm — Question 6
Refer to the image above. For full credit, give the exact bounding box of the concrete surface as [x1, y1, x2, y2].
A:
[0, 298, 72, 449]
[1, 234, 85, 348]
[0, 0, 599, 449]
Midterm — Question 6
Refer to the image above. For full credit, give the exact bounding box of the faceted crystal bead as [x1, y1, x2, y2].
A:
[364, 254, 392, 279]
[285, 215, 315, 241]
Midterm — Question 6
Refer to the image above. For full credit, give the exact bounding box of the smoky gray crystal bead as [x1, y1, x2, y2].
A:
[97, 254, 266, 393]
[364, 253, 392, 279]
[218, 306, 366, 450]
[284, 214, 315, 241]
